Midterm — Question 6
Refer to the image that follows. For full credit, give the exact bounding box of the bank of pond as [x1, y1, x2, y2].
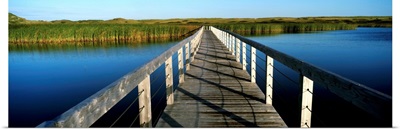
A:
[9, 23, 360, 44]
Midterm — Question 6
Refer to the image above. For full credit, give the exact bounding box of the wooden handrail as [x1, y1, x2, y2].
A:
[37, 26, 205, 127]
[210, 26, 391, 126]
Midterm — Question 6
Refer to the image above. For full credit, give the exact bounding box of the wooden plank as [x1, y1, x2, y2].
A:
[156, 30, 286, 128]
[231, 35, 235, 55]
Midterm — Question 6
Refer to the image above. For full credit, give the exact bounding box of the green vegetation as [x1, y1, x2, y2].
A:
[9, 24, 199, 44]
[8, 13, 391, 44]
[214, 23, 357, 36]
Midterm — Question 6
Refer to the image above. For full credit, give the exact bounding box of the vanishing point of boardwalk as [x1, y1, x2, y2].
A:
[37, 26, 390, 128]
[156, 30, 287, 127]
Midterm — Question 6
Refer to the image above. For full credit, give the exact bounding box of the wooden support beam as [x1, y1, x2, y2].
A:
[242, 42, 247, 70]
[299, 75, 313, 128]
[185, 42, 190, 71]
[228, 34, 231, 51]
[225, 33, 228, 47]
[178, 48, 184, 84]
[138, 75, 152, 127]
[190, 40, 195, 62]
[231, 35, 235, 55]
[251, 46, 256, 83]
[266, 56, 273, 106]
[236, 38, 240, 62]
[165, 56, 173, 105]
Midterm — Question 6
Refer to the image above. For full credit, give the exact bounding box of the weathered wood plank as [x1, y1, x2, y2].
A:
[138, 75, 152, 127]
[165, 56, 174, 105]
[251, 46, 256, 83]
[266, 56, 273, 106]
[299, 75, 313, 128]
[156, 30, 286, 128]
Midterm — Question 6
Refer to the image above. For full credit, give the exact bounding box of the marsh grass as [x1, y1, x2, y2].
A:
[8, 13, 390, 44]
[213, 23, 357, 35]
[9, 24, 200, 44]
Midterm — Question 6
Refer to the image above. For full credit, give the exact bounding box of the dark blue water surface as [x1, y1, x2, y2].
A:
[248, 27, 392, 95]
[9, 42, 179, 127]
[245, 27, 392, 127]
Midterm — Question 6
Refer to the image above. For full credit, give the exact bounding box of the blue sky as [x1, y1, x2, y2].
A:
[8, 0, 392, 21]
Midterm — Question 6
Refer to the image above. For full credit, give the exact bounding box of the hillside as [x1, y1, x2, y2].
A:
[9, 13, 27, 24]
[8, 13, 392, 27]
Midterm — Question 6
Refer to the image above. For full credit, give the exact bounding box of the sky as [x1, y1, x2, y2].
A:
[8, 0, 392, 21]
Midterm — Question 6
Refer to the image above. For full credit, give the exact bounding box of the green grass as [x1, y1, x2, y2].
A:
[9, 24, 200, 44]
[8, 13, 391, 44]
[213, 23, 357, 35]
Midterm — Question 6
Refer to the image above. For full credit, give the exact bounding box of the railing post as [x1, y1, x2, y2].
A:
[223, 32, 226, 47]
[190, 40, 195, 62]
[194, 40, 198, 56]
[236, 38, 240, 62]
[266, 56, 274, 105]
[222, 32, 225, 46]
[299, 75, 314, 128]
[232, 36, 236, 56]
[230, 34, 233, 52]
[185, 42, 190, 71]
[251, 46, 256, 83]
[226, 33, 228, 48]
[226, 33, 228, 46]
[242, 42, 247, 70]
[165, 56, 173, 105]
[178, 47, 184, 83]
[225, 33, 228, 47]
[138, 75, 152, 127]
[228, 34, 231, 51]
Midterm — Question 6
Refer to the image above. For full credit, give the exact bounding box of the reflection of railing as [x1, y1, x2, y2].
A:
[210, 26, 391, 128]
[37, 26, 204, 127]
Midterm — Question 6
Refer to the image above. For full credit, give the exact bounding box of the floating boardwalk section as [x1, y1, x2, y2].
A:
[156, 30, 286, 127]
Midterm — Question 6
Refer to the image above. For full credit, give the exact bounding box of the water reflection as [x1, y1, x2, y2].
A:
[9, 41, 178, 127]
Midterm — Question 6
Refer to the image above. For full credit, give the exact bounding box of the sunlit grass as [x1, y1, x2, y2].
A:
[9, 24, 200, 44]
[213, 23, 357, 35]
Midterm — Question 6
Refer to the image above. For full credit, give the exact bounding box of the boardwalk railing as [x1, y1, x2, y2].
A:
[37, 26, 205, 127]
[210, 26, 392, 128]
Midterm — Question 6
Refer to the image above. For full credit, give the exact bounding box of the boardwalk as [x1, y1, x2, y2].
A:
[156, 30, 287, 127]
[37, 26, 391, 128]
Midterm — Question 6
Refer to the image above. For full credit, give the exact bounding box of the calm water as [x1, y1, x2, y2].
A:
[9, 42, 179, 127]
[246, 27, 392, 127]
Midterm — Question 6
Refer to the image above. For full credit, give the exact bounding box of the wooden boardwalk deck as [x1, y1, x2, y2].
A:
[156, 30, 287, 127]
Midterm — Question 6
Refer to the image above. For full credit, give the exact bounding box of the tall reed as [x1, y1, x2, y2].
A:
[9, 24, 200, 44]
[214, 23, 357, 35]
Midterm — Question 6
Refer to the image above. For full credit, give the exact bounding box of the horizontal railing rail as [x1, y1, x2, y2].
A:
[210, 26, 391, 127]
[37, 26, 204, 127]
